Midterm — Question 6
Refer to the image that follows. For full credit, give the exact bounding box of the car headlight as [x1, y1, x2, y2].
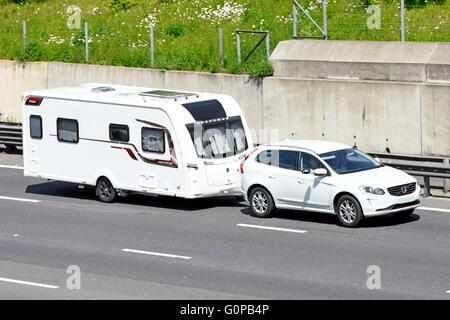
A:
[359, 186, 385, 195]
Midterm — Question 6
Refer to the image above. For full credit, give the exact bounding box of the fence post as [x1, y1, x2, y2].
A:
[444, 158, 450, 193]
[84, 22, 89, 62]
[219, 28, 223, 66]
[323, 0, 327, 39]
[236, 30, 241, 64]
[400, 0, 405, 42]
[150, 25, 154, 68]
[23, 21, 27, 53]
[293, 2, 297, 38]
[266, 31, 270, 60]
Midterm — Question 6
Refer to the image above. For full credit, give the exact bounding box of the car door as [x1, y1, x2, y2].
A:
[297, 151, 334, 211]
[265, 149, 309, 208]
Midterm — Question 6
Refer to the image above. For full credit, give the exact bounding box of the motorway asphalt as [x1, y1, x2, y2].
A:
[0, 151, 449, 299]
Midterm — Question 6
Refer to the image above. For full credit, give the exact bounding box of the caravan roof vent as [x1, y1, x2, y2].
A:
[91, 86, 116, 93]
[139, 90, 198, 100]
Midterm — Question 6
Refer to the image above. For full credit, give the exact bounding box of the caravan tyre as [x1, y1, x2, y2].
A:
[96, 177, 116, 203]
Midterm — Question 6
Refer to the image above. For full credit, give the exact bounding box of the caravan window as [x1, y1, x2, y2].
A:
[142, 127, 165, 153]
[57, 118, 79, 143]
[228, 118, 248, 154]
[30, 115, 42, 139]
[109, 124, 129, 142]
[187, 116, 248, 159]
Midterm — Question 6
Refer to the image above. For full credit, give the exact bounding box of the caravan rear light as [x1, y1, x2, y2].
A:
[25, 96, 43, 106]
[240, 148, 258, 174]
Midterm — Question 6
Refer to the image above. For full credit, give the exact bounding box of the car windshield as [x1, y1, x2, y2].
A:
[320, 148, 382, 174]
[187, 117, 248, 159]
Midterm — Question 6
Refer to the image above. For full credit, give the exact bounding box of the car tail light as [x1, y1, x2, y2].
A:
[25, 96, 43, 106]
[240, 148, 258, 174]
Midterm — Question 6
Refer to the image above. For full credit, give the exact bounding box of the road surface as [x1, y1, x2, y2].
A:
[0, 151, 449, 299]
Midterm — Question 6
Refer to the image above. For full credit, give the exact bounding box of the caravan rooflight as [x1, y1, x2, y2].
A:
[139, 90, 198, 100]
[91, 86, 116, 93]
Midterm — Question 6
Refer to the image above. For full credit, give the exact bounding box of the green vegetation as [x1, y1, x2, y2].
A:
[0, 0, 448, 77]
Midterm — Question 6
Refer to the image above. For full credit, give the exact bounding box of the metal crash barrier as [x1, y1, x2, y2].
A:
[0, 122, 22, 151]
[369, 153, 450, 197]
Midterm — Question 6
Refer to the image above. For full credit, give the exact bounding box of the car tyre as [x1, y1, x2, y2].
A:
[336, 195, 363, 228]
[96, 177, 116, 203]
[249, 187, 275, 218]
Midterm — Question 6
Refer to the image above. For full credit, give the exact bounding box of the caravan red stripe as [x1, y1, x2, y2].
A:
[111, 146, 137, 161]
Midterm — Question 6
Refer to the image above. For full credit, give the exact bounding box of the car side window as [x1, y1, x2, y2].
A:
[256, 150, 272, 165]
[257, 149, 298, 170]
[299, 152, 325, 173]
[278, 150, 298, 170]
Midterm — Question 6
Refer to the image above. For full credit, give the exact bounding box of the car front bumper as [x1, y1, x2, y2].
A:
[359, 187, 421, 217]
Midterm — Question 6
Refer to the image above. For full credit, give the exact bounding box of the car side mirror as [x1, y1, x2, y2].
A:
[313, 168, 328, 176]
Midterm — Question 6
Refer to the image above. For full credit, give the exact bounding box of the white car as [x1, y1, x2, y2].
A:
[240, 140, 421, 227]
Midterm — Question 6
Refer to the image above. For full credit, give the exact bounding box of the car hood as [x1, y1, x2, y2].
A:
[337, 165, 416, 188]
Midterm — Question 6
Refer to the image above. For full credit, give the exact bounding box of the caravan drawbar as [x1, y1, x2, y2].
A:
[22, 83, 253, 202]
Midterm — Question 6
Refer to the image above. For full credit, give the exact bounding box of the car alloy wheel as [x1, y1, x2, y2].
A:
[339, 200, 357, 224]
[336, 195, 363, 227]
[249, 187, 275, 218]
[252, 191, 269, 214]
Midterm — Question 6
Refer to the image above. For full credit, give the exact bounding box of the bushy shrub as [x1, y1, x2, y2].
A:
[24, 40, 42, 61]
[108, 0, 135, 12]
[245, 61, 274, 77]
[165, 22, 185, 37]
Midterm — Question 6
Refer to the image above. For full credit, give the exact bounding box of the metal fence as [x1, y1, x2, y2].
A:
[292, 0, 449, 41]
[2, 1, 448, 73]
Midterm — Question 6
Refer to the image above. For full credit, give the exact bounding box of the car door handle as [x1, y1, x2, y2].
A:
[268, 175, 276, 179]
[297, 180, 305, 184]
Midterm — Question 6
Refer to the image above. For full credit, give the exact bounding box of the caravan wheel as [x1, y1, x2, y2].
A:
[96, 177, 116, 203]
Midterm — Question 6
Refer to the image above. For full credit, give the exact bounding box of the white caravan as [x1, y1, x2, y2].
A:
[22, 83, 253, 202]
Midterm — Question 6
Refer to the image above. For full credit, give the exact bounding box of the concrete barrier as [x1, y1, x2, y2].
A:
[262, 77, 423, 155]
[270, 40, 450, 83]
[268, 40, 449, 157]
[421, 84, 450, 156]
[0, 60, 47, 123]
[46, 62, 263, 143]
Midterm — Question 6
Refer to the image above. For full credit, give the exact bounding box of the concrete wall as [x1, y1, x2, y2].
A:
[270, 40, 450, 83]
[1, 40, 449, 157]
[46, 62, 264, 143]
[0, 60, 47, 123]
[421, 84, 450, 156]
[262, 77, 424, 155]
[267, 40, 449, 157]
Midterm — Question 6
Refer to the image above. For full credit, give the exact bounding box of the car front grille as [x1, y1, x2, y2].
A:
[387, 182, 416, 196]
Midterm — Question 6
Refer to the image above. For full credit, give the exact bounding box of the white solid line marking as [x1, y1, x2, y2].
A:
[446, 290, 450, 294]
[237, 223, 307, 234]
[121, 248, 192, 260]
[417, 207, 450, 213]
[0, 277, 58, 289]
[0, 165, 24, 170]
[0, 196, 40, 203]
